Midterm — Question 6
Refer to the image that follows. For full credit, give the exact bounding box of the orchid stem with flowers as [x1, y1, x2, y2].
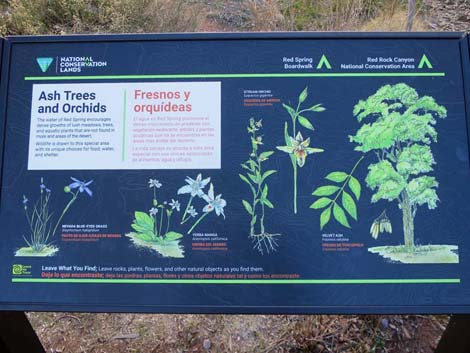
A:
[18, 177, 93, 256]
[276, 87, 325, 214]
[240, 118, 280, 254]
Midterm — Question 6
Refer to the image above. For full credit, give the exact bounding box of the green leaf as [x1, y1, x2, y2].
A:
[242, 200, 253, 215]
[259, 151, 274, 160]
[131, 223, 149, 233]
[284, 121, 291, 146]
[247, 159, 257, 169]
[312, 185, 340, 196]
[308, 104, 325, 112]
[276, 146, 294, 153]
[348, 176, 361, 200]
[134, 231, 155, 242]
[284, 121, 296, 166]
[299, 87, 308, 104]
[239, 174, 256, 195]
[298, 115, 314, 130]
[325, 171, 348, 183]
[134, 211, 154, 228]
[282, 103, 296, 119]
[250, 215, 257, 226]
[261, 185, 268, 199]
[262, 198, 274, 208]
[164, 231, 183, 241]
[310, 197, 332, 209]
[320, 207, 331, 230]
[333, 204, 351, 228]
[261, 170, 277, 183]
[248, 173, 258, 184]
[341, 191, 357, 220]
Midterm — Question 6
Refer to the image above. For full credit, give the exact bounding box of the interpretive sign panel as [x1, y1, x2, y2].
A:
[0, 33, 469, 313]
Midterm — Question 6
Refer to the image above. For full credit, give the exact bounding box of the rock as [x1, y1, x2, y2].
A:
[203, 338, 211, 350]
[380, 318, 389, 329]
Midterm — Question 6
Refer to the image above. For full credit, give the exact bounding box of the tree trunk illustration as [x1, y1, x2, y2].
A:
[401, 190, 415, 248]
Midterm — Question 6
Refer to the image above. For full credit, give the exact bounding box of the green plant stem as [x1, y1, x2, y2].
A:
[260, 200, 266, 234]
[158, 208, 164, 237]
[51, 191, 78, 241]
[187, 212, 208, 235]
[152, 188, 158, 239]
[181, 196, 193, 224]
[291, 102, 301, 214]
[152, 213, 158, 240]
[293, 162, 297, 214]
[256, 157, 266, 233]
[250, 192, 256, 237]
[165, 211, 172, 236]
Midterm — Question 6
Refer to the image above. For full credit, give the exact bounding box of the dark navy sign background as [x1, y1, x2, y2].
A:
[0, 33, 469, 313]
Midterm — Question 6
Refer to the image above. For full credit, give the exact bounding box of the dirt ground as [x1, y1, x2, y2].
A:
[25, 1, 469, 352]
[27, 313, 449, 353]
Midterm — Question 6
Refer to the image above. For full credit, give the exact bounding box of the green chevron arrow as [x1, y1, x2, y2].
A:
[418, 54, 433, 69]
[316, 54, 332, 70]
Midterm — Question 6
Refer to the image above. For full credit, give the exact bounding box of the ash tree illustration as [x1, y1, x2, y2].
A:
[350, 83, 447, 248]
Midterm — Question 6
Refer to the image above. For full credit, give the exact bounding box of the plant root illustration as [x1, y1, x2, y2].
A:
[276, 87, 325, 214]
[240, 118, 279, 254]
[349, 83, 457, 264]
[311, 157, 363, 229]
[370, 210, 392, 239]
[16, 177, 93, 257]
[126, 179, 184, 258]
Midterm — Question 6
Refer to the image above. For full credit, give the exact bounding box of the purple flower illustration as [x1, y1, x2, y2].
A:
[68, 177, 93, 197]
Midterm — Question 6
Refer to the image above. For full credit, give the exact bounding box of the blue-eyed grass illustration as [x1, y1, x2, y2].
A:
[16, 177, 93, 257]
[276, 87, 325, 214]
[240, 118, 279, 254]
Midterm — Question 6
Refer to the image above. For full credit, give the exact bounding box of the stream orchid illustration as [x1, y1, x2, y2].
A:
[240, 118, 279, 254]
[276, 87, 325, 214]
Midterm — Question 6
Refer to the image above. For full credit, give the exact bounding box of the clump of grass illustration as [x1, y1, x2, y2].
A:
[240, 118, 279, 254]
[127, 179, 184, 258]
[276, 87, 325, 214]
[17, 177, 93, 257]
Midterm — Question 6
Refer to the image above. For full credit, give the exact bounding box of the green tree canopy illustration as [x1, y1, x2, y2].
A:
[350, 83, 447, 248]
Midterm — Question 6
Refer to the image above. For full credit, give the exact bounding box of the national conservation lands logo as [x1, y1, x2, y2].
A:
[36, 57, 54, 73]
[12, 264, 32, 276]
[36, 56, 108, 73]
